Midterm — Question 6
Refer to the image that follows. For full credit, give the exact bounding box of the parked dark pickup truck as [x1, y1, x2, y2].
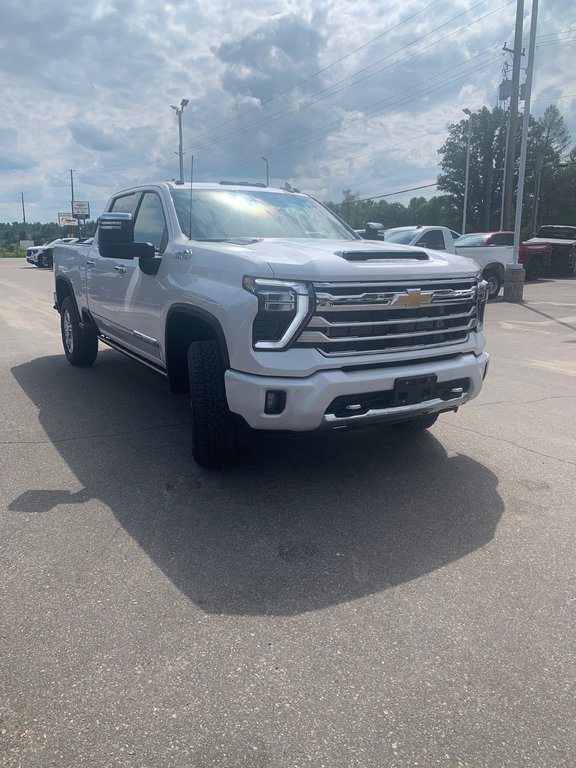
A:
[525, 226, 576, 276]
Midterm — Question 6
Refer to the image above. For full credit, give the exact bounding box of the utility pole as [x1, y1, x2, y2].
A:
[261, 156, 269, 186]
[70, 169, 79, 235]
[21, 193, 27, 240]
[505, 0, 538, 303]
[462, 110, 472, 234]
[501, 0, 524, 230]
[170, 99, 189, 182]
[70, 169, 75, 215]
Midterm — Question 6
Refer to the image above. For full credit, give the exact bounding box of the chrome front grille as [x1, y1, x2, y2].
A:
[295, 278, 479, 356]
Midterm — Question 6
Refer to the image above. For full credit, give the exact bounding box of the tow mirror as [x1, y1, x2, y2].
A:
[97, 212, 154, 260]
[364, 222, 384, 240]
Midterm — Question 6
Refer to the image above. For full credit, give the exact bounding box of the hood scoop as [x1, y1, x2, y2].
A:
[340, 249, 430, 262]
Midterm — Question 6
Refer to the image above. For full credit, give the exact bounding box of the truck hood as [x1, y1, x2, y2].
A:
[227, 238, 480, 281]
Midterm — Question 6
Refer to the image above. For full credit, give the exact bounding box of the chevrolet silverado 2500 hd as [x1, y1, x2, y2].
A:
[53, 182, 489, 468]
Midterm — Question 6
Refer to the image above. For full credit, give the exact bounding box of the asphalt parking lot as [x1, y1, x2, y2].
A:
[1, 258, 575, 767]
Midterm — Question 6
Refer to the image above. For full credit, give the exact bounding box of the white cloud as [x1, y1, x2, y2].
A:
[0, 0, 574, 222]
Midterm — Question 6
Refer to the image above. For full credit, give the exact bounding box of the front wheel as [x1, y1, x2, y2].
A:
[392, 413, 439, 432]
[484, 270, 502, 299]
[60, 296, 98, 366]
[187, 340, 237, 469]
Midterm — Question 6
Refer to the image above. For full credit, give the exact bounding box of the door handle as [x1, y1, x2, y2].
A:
[114, 265, 127, 274]
[86, 260, 95, 267]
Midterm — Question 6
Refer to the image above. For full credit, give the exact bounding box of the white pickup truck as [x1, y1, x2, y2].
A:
[53, 182, 489, 468]
[362, 225, 546, 299]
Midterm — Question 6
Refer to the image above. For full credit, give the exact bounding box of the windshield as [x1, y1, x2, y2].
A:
[382, 229, 418, 244]
[171, 188, 357, 241]
[453, 234, 489, 247]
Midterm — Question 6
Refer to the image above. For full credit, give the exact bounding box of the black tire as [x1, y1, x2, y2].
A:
[484, 270, 502, 299]
[60, 296, 98, 366]
[36, 253, 45, 268]
[392, 413, 439, 432]
[45, 252, 54, 269]
[187, 340, 237, 469]
[524, 256, 542, 281]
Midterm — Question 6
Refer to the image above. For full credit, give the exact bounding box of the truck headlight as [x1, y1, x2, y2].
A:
[242, 277, 313, 350]
[475, 279, 488, 331]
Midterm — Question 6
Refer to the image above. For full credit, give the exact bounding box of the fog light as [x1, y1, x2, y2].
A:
[264, 390, 286, 415]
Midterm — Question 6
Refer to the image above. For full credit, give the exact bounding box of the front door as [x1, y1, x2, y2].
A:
[87, 190, 168, 364]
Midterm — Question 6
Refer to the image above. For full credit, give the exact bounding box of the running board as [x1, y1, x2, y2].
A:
[98, 335, 168, 377]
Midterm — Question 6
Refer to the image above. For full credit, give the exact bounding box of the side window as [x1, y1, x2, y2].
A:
[110, 193, 140, 214]
[133, 192, 168, 252]
[418, 230, 445, 250]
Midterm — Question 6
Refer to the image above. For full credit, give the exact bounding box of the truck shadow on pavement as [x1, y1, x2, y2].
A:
[11, 351, 504, 616]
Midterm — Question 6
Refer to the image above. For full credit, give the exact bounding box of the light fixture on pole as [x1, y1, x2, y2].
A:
[261, 156, 269, 186]
[462, 108, 472, 235]
[170, 98, 189, 182]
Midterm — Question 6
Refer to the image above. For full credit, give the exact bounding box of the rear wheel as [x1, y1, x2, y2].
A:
[484, 270, 502, 299]
[392, 413, 439, 432]
[60, 296, 98, 366]
[187, 340, 237, 469]
[524, 256, 542, 281]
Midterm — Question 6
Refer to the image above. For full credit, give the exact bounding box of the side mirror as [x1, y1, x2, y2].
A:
[98, 212, 134, 243]
[364, 222, 384, 240]
[97, 212, 155, 261]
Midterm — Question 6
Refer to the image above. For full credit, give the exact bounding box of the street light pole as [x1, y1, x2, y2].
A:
[462, 109, 472, 234]
[261, 156, 269, 186]
[170, 98, 189, 182]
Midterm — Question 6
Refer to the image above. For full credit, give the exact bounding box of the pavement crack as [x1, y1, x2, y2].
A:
[469, 395, 576, 408]
[444, 421, 576, 466]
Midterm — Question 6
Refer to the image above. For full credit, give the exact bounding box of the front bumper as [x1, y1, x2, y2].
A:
[225, 351, 489, 431]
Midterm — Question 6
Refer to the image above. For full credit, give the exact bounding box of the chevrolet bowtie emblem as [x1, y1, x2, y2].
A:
[392, 289, 433, 308]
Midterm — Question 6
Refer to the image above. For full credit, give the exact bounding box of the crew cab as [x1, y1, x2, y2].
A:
[53, 181, 489, 468]
[525, 225, 576, 276]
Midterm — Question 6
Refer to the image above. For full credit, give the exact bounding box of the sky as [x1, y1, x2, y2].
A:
[0, 0, 574, 224]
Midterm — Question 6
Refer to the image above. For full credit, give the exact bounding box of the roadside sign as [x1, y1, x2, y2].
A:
[72, 201, 90, 218]
[58, 213, 77, 227]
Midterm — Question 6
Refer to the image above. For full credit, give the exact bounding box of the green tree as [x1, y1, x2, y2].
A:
[528, 106, 574, 229]
[437, 106, 508, 232]
[437, 103, 575, 235]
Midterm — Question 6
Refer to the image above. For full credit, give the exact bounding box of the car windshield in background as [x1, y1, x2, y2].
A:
[453, 234, 490, 247]
[171, 189, 357, 241]
[382, 229, 419, 244]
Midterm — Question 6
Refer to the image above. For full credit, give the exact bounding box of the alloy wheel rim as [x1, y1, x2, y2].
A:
[64, 310, 73, 353]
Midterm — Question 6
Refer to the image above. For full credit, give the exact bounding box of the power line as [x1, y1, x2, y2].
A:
[96, 0, 511, 176]
[340, 183, 440, 204]
[180, 0, 511, 158]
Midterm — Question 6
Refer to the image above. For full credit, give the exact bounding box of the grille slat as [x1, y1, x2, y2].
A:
[296, 278, 479, 356]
